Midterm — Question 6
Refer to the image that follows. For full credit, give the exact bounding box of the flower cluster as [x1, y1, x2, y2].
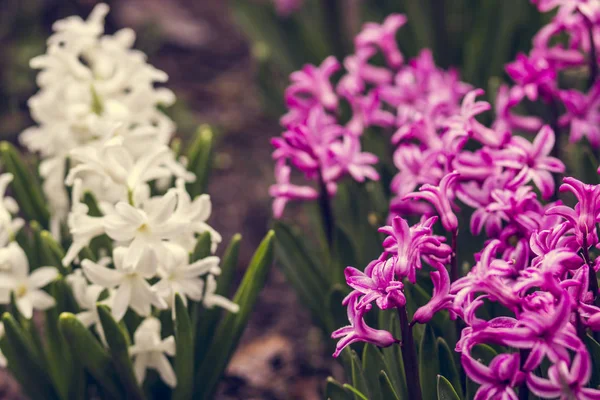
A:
[20, 3, 177, 235]
[329, 4, 600, 398]
[4, 4, 239, 389]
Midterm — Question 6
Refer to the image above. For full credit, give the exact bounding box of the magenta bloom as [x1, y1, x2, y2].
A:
[412, 261, 451, 324]
[527, 351, 600, 400]
[272, 0, 303, 16]
[494, 125, 565, 199]
[344, 257, 406, 310]
[461, 352, 524, 400]
[283, 56, 340, 123]
[269, 161, 318, 218]
[355, 14, 407, 68]
[379, 216, 451, 283]
[391, 145, 444, 197]
[338, 47, 393, 98]
[505, 53, 556, 101]
[547, 177, 600, 246]
[559, 84, 600, 149]
[404, 171, 460, 233]
[493, 84, 543, 134]
[331, 292, 398, 357]
[324, 135, 379, 183]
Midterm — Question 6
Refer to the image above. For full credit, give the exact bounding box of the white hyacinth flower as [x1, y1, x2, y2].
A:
[66, 269, 109, 342]
[0, 174, 24, 246]
[0, 243, 58, 319]
[21, 3, 176, 225]
[129, 317, 176, 388]
[0, 322, 6, 367]
[62, 179, 105, 267]
[103, 189, 185, 267]
[82, 247, 166, 321]
[171, 179, 222, 253]
[203, 274, 240, 314]
[153, 243, 221, 311]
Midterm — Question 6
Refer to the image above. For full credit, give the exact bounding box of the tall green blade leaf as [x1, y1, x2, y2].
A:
[438, 338, 463, 399]
[194, 230, 275, 399]
[274, 221, 331, 331]
[194, 234, 242, 364]
[420, 324, 440, 400]
[379, 371, 400, 400]
[0, 142, 50, 227]
[185, 125, 214, 198]
[59, 313, 124, 399]
[362, 344, 385, 400]
[325, 376, 352, 400]
[350, 350, 370, 400]
[172, 294, 194, 400]
[437, 375, 461, 400]
[97, 305, 145, 400]
[2, 313, 59, 400]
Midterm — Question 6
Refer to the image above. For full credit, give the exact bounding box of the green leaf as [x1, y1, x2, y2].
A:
[437, 375, 461, 400]
[59, 313, 124, 399]
[2, 313, 59, 400]
[325, 377, 352, 400]
[379, 310, 408, 399]
[44, 280, 78, 400]
[194, 234, 241, 364]
[379, 371, 400, 400]
[97, 305, 145, 400]
[172, 295, 194, 400]
[342, 384, 368, 400]
[191, 231, 213, 262]
[350, 350, 370, 400]
[0, 142, 49, 227]
[362, 344, 385, 400]
[185, 125, 214, 198]
[330, 226, 357, 285]
[438, 338, 463, 399]
[38, 228, 70, 275]
[420, 324, 440, 400]
[274, 221, 331, 332]
[194, 230, 275, 399]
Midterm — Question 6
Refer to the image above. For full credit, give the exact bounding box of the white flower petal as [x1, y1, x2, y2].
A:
[28, 267, 58, 289]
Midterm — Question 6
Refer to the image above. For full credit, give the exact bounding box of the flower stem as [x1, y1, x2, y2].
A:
[582, 236, 600, 307]
[398, 306, 423, 400]
[450, 229, 459, 282]
[518, 349, 530, 400]
[318, 172, 334, 247]
[587, 17, 598, 89]
[323, 0, 346, 60]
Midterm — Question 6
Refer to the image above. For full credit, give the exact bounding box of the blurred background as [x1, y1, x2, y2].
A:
[0, 0, 546, 398]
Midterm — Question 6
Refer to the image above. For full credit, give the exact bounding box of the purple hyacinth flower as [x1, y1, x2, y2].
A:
[355, 14, 408, 69]
[344, 257, 406, 310]
[272, 0, 303, 16]
[493, 84, 543, 134]
[412, 261, 452, 324]
[283, 56, 340, 124]
[559, 84, 600, 149]
[494, 125, 565, 199]
[404, 171, 460, 234]
[527, 351, 600, 400]
[379, 216, 451, 283]
[547, 177, 600, 247]
[461, 352, 524, 400]
[269, 161, 319, 218]
[324, 135, 380, 183]
[505, 53, 556, 102]
[331, 292, 398, 357]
